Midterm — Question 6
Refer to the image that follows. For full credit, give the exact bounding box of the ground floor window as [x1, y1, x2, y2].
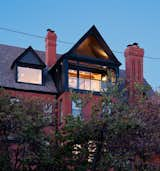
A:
[72, 100, 82, 117]
[43, 103, 53, 123]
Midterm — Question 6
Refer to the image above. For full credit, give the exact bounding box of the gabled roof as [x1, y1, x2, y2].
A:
[65, 25, 121, 66]
[11, 46, 46, 69]
[0, 44, 58, 94]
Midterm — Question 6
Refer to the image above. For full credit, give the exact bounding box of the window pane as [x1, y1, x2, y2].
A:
[72, 100, 81, 117]
[68, 70, 77, 88]
[79, 71, 91, 90]
[69, 77, 77, 88]
[17, 66, 42, 84]
[84, 79, 90, 90]
[91, 80, 100, 91]
[79, 78, 90, 90]
[79, 78, 85, 90]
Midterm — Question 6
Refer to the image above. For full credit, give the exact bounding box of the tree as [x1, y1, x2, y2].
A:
[0, 81, 160, 171]
[53, 83, 160, 171]
[0, 89, 55, 171]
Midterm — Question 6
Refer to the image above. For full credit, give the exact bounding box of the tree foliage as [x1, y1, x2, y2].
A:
[0, 89, 55, 171]
[0, 82, 160, 171]
[56, 83, 160, 171]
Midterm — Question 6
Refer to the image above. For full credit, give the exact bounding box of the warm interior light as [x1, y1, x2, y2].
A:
[68, 69, 78, 89]
[91, 73, 101, 80]
[68, 69, 77, 77]
[17, 66, 42, 84]
[102, 75, 107, 81]
[95, 48, 109, 58]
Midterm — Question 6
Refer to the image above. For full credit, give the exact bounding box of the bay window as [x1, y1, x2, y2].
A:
[68, 69, 115, 92]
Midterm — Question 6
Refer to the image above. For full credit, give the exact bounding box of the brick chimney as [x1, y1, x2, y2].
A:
[45, 29, 57, 67]
[124, 43, 144, 103]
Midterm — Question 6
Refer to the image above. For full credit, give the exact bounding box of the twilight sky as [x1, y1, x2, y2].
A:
[0, 0, 160, 90]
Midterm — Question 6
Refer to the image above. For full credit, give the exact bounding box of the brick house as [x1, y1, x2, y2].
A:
[0, 25, 150, 124]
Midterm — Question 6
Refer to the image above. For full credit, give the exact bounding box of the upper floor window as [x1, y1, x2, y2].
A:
[68, 69, 116, 92]
[68, 69, 77, 89]
[17, 66, 42, 85]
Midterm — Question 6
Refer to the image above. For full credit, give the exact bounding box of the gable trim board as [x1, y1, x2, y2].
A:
[11, 46, 46, 69]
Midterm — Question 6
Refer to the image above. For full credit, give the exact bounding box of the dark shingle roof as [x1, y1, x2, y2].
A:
[0, 44, 58, 94]
[0, 43, 153, 96]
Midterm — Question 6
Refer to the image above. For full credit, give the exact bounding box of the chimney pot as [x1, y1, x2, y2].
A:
[127, 44, 132, 47]
[133, 42, 138, 46]
[47, 28, 55, 33]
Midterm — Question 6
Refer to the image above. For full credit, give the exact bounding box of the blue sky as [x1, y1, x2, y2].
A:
[0, 0, 160, 90]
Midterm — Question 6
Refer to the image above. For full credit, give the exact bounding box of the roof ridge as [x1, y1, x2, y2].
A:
[0, 43, 45, 53]
[0, 43, 62, 56]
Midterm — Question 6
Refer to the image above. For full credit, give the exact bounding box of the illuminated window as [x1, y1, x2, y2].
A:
[17, 66, 42, 85]
[79, 71, 91, 90]
[91, 73, 101, 91]
[68, 69, 115, 92]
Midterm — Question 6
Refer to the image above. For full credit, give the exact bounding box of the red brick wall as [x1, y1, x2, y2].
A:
[57, 92, 72, 124]
[5, 89, 56, 103]
[5, 89, 56, 133]
[57, 91, 101, 124]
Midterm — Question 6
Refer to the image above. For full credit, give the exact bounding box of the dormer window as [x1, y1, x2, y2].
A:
[17, 66, 42, 85]
[11, 46, 46, 86]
